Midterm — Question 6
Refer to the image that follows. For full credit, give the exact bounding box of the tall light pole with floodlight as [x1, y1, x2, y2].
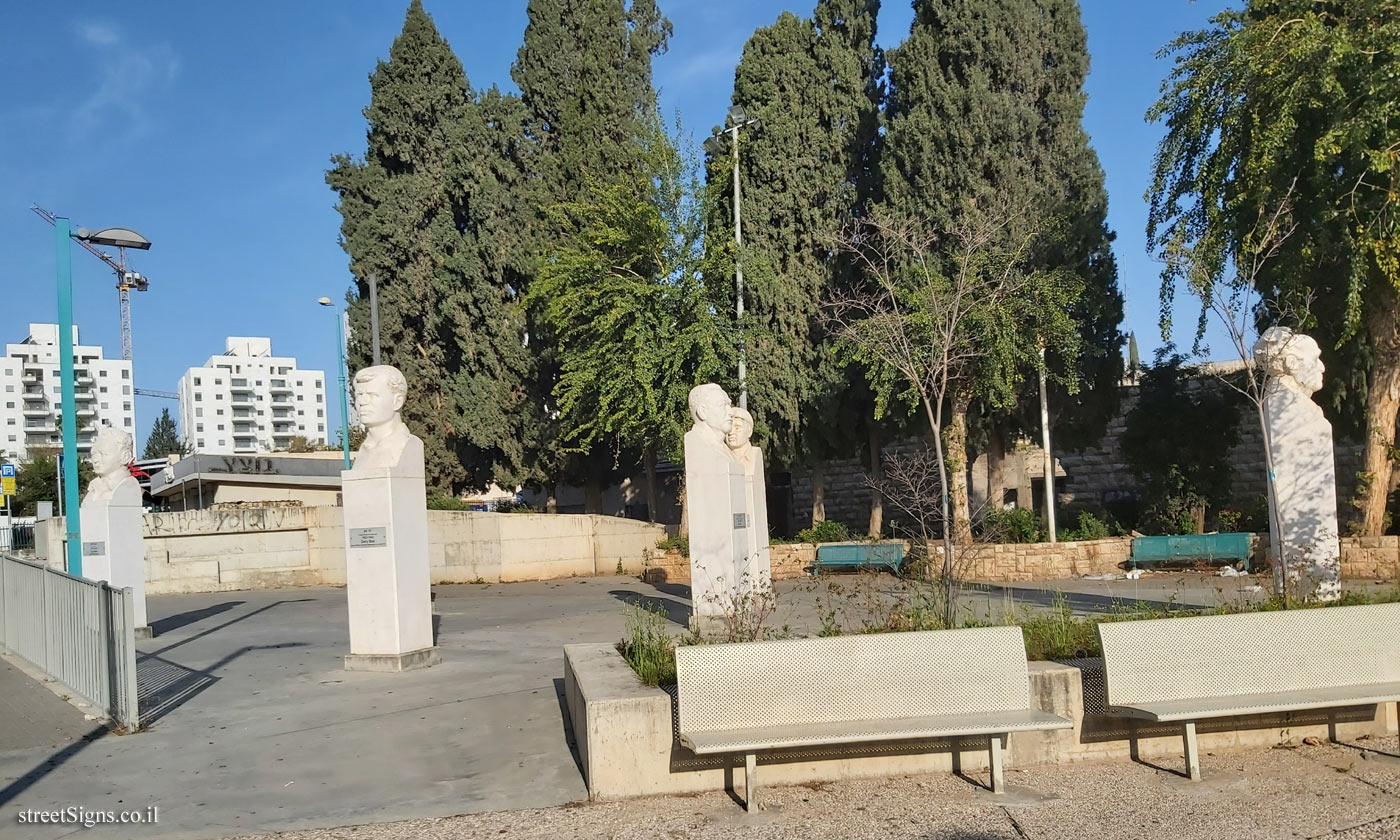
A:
[53, 220, 151, 576]
[319, 297, 353, 470]
[705, 104, 760, 411]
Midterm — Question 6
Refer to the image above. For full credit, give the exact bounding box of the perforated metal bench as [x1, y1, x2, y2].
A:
[1098, 603, 1400, 781]
[675, 627, 1071, 811]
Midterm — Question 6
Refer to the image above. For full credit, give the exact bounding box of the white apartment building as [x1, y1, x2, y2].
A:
[177, 338, 329, 454]
[0, 323, 135, 461]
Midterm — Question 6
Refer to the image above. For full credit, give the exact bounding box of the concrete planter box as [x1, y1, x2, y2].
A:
[564, 643, 1395, 800]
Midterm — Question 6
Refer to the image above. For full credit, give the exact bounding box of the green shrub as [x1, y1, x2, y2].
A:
[656, 533, 689, 554]
[618, 602, 676, 686]
[427, 494, 470, 511]
[494, 499, 535, 513]
[980, 508, 1043, 543]
[797, 519, 851, 544]
[1061, 511, 1111, 541]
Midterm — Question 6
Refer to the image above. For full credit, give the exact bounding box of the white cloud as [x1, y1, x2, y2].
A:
[70, 20, 180, 142]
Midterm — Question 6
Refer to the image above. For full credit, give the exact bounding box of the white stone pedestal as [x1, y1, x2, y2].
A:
[80, 480, 150, 638]
[341, 458, 438, 672]
[686, 433, 746, 630]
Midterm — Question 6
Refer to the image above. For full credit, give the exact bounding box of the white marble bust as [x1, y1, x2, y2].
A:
[83, 426, 139, 504]
[725, 405, 757, 467]
[1255, 327, 1325, 399]
[349, 365, 419, 473]
[687, 383, 734, 461]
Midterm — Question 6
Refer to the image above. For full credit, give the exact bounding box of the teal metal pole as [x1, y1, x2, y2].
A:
[336, 308, 351, 469]
[54, 218, 82, 576]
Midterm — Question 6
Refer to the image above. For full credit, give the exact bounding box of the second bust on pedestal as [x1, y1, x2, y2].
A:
[350, 365, 423, 475]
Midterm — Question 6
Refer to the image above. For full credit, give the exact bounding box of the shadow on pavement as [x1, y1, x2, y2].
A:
[0, 724, 107, 807]
[150, 600, 245, 636]
[137, 642, 310, 727]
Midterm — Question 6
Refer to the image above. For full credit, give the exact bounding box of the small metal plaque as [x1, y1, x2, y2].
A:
[349, 527, 388, 547]
[82, 541, 106, 557]
[733, 513, 748, 529]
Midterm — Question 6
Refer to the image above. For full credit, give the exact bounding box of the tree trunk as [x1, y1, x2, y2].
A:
[678, 478, 689, 536]
[1358, 287, 1400, 536]
[584, 479, 604, 514]
[642, 447, 659, 524]
[810, 460, 826, 525]
[986, 429, 1006, 514]
[945, 391, 974, 545]
[867, 423, 884, 538]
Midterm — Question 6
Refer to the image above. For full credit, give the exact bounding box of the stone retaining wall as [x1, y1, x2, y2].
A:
[1340, 535, 1400, 580]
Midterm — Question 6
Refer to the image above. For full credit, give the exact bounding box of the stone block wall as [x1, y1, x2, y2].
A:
[1340, 536, 1400, 580]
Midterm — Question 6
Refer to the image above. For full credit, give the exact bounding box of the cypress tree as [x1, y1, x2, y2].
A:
[882, 0, 1122, 538]
[715, 0, 883, 520]
[327, 0, 530, 493]
[142, 408, 183, 459]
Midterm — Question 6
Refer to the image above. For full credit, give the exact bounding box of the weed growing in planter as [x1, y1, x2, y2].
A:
[618, 602, 676, 686]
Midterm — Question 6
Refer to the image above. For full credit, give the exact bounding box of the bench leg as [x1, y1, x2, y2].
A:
[1183, 722, 1201, 781]
[989, 734, 1005, 794]
[745, 752, 757, 812]
[1328, 710, 1338, 744]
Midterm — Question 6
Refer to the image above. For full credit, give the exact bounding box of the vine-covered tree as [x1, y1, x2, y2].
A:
[327, 0, 531, 493]
[1147, 0, 1400, 535]
[528, 119, 728, 520]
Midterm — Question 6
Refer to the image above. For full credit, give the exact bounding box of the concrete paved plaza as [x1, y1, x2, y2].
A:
[0, 571, 1394, 839]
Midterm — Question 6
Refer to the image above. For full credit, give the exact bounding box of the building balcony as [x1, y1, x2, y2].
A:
[22, 405, 49, 417]
[23, 419, 55, 431]
[74, 390, 95, 402]
[77, 406, 96, 417]
[22, 389, 45, 401]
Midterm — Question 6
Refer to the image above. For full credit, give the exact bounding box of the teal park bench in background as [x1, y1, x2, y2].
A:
[1130, 532, 1252, 571]
[675, 627, 1072, 811]
[811, 541, 904, 576]
[1098, 603, 1400, 781]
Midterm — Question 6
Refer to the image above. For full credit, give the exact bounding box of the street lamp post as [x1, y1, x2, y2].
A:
[53, 221, 151, 576]
[705, 105, 760, 411]
[319, 297, 352, 470]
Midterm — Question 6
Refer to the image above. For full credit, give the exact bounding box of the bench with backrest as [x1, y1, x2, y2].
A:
[810, 542, 905, 576]
[1097, 603, 1400, 781]
[675, 626, 1071, 811]
[1130, 532, 1253, 572]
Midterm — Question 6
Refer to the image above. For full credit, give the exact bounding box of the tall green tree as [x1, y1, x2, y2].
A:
[713, 0, 884, 526]
[512, 0, 673, 508]
[528, 119, 728, 520]
[1147, 0, 1400, 535]
[142, 408, 183, 459]
[13, 449, 94, 518]
[881, 0, 1120, 541]
[328, 0, 531, 493]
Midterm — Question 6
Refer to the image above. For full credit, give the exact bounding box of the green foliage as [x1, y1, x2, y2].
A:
[328, 0, 532, 494]
[12, 449, 94, 517]
[655, 533, 688, 554]
[1121, 351, 1242, 534]
[1060, 511, 1112, 542]
[426, 494, 470, 511]
[617, 602, 676, 686]
[797, 519, 852, 545]
[980, 508, 1043, 544]
[527, 116, 728, 466]
[1146, 0, 1400, 532]
[141, 409, 183, 459]
[493, 499, 535, 514]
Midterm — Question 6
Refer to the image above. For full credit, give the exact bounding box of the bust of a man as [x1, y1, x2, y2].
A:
[725, 405, 757, 468]
[349, 365, 419, 472]
[83, 426, 139, 504]
[687, 383, 734, 459]
[1254, 327, 1325, 398]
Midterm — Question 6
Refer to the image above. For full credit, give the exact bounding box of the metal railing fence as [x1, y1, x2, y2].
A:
[0, 552, 139, 729]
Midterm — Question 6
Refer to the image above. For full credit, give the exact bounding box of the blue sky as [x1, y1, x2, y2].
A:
[0, 0, 1232, 448]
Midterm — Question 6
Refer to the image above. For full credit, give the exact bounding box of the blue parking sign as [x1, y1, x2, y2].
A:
[0, 464, 14, 478]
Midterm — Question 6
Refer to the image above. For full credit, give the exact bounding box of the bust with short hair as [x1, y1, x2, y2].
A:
[84, 426, 139, 504]
[350, 365, 418, 473]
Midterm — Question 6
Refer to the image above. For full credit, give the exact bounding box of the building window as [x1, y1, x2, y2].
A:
[195, 393, 202, 401]
[122, 385, 130, 395]
[124, 418, 132, 427]
[317, 409, 324, 418]
[99, 370, 108, 377]
[216, 409, 224, 416]
[196, 439, 204, 448]
[101, 402, 109, 409]
[6, 418, 12, 425]
[297, 395, 304, 401]
[123, 402, 131, 411]
[100, 386, 108, 393]
[318, 424, 325, 432]
[194, 377, 201, 386]
[215, 394, 223, 400]
[196, 423, 204, 432]
[298, 410, 305, 416]
[217, 424, 224, 431]
[7, 435, 14, 442]
[121, 369, 129, 379]
[4, 402, 11, 409]
[316, 394, 323, 403]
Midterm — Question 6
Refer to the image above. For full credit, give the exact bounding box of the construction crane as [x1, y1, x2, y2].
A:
[134, 388, 178, 400]
[31, 205, 149, 361]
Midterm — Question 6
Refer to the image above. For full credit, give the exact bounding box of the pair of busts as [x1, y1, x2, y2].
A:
[688, 383, 756, 463]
